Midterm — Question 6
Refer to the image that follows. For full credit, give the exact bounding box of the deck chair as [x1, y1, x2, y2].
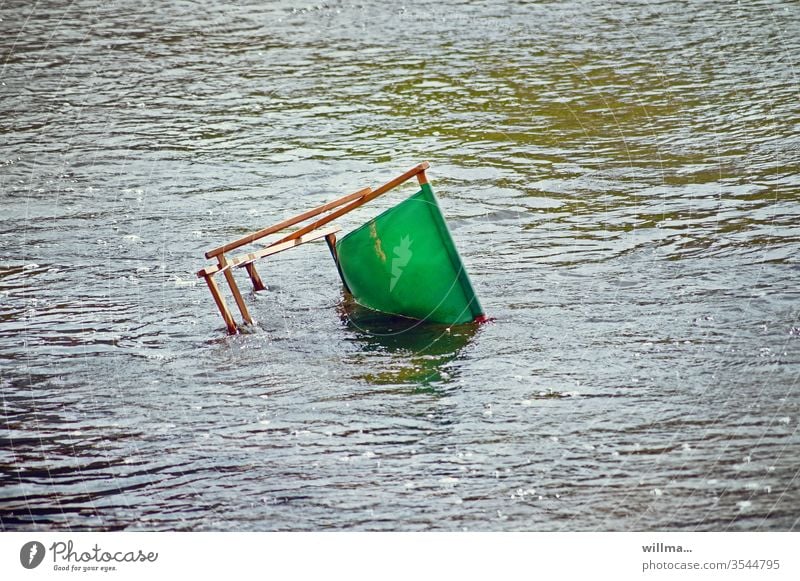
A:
[197, 162, 485, 333]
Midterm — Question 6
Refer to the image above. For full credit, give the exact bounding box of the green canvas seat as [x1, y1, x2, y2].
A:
[336, 183, 484, 325]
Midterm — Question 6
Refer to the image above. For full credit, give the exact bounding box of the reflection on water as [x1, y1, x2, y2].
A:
[338, 297, 477, 386]
[1, 0, 799, 531]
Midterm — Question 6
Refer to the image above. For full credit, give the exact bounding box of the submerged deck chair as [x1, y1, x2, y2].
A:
[197, 163, 485, 333]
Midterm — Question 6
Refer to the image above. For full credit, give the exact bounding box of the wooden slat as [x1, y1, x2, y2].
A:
[270, 162, 430, 247]
[205, 187, 372, 259]
[244, 262, 266, 291]
[326, 231, 351, 294]
[197, 225, 341, 278]
[219, 255, 253, 325]
[202, 273, 237, 334]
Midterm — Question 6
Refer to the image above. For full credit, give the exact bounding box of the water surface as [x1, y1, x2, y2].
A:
[1, 0, 799, 531]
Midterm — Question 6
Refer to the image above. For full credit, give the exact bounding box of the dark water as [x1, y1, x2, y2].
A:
[1, 0, 799, 531]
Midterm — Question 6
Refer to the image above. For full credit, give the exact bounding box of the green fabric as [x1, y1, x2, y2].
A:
[336, 183, 484, 325]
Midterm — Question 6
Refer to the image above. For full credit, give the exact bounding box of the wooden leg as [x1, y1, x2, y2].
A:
[325, 233, 338, 265]
[325, 233, 351, 294]
[244, 262, 266, 291]
[219, 256, 254, 325]
[203, 274, 237, 334]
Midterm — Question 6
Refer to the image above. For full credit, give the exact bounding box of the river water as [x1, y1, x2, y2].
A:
[1, 0, 799, 531]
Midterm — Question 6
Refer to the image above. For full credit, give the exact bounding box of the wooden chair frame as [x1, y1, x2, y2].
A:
[197, 162, 431, 333]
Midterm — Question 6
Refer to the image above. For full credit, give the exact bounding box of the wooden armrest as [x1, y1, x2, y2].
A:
[197, 225, 341, 278]
[204, 188, 370, 259]
[270, 162, 429, 246]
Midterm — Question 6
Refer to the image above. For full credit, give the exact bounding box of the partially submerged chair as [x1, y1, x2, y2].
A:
[197, 162, 485, 333]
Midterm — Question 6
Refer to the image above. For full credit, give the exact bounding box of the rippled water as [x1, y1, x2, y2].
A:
[1, 0, 799, 531]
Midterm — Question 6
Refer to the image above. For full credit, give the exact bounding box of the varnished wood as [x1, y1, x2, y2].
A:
[324, 233, 338, 264]
[219, 255, 253, 325]
[244, 262, 266, 291]
[205, 187, 372, 259]
[326, 232, 352, 294]
[271, 162, 430, 246]
[198, 225, 342, 278]
[416, 170, 429, 185]
[203, 273, 237, 334]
